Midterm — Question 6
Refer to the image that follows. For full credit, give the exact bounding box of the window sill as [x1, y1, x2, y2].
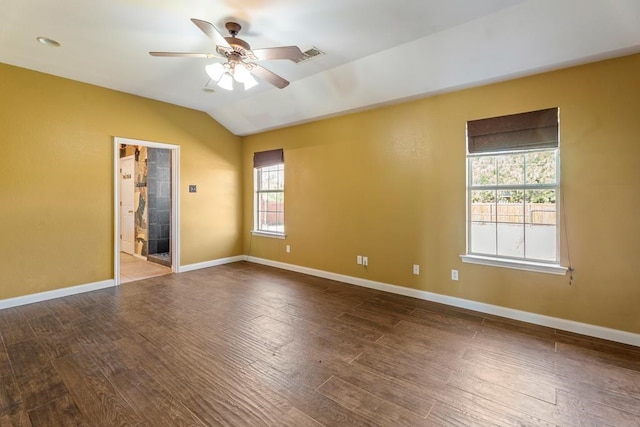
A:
[251, 230, 286, 240]
[460, 254, 568, 275]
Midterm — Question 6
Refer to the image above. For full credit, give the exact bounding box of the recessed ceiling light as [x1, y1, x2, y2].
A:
[36, 37, 61, 47]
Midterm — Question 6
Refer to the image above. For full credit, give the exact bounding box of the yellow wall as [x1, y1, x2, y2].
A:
[0, 63, 243, 300]
[242, 53, 640, 334]
[2, 54, 638, 335]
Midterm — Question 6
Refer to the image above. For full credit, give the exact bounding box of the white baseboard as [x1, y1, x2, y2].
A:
[179, 255, 247, 273]
[0, 279, 115, 310]
[0, 255, 244, 311]
[3, 256, 637, 347]
[246, 256, 640, 348]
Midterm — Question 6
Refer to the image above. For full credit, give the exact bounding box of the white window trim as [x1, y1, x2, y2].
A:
[465, 148, 563, 270]
[253, 164, 285, 237]
[251, 230, 286, 239]
[460, 254, 567, 275]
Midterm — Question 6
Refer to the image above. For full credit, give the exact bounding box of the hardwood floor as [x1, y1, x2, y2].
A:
[1, 261, 639, 426]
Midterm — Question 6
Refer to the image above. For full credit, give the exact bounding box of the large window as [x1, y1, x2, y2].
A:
[463, 108, 565, 273]
[469, 149, 558, 261]
[253, 149, 284, 236]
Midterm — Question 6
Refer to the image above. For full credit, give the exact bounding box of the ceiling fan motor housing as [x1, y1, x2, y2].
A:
[225, 22, 242, 36]
[221, 22, 253, 58]
[225, 37, 250, 52]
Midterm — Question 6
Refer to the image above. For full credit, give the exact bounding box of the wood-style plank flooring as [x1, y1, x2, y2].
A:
[1, 261, 639, 426]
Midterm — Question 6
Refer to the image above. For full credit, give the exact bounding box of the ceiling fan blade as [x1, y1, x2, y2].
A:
[247, 63, 290, 89]
[191, 18, 231, 48]
[252, 46, 304, 62]
[149, 52, 220, 59]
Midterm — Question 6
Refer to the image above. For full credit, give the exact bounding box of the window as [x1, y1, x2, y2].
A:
[462, 108, 566, 274]
[253, 149, 285, 237]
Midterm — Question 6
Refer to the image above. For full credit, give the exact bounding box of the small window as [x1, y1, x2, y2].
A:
[253, 149, 285, 236]
[464, 108, 563, 270]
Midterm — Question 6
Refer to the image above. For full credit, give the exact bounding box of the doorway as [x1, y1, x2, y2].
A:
[114, 137, 180, 285]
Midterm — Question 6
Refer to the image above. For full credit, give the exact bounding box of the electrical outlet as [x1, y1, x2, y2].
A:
[357, 255, 363, 265]
[451, 269, 459, 281]
[413, 264, 420, 275]
[286, 245, 290, 253]
[363, 256, 368, 266]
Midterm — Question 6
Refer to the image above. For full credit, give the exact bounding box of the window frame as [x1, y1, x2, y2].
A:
[252, 162, 285, 239]
[461, 109, 567, 275]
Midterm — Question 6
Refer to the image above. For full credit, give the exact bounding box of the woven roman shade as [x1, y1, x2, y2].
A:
[467, 108, 558, 153]
[253, 149, 284, 168]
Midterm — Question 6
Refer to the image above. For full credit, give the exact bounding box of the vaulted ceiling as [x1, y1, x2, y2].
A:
[2, 1, 639, 135]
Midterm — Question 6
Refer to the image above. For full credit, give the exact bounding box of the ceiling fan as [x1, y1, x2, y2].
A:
[150, 19, 304, 90]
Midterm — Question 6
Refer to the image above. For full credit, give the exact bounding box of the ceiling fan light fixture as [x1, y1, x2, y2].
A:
[243, 73, 258, 90]
[205, 62, 224, 81]
[233, 63, 250, 83]
[218, 72, 234, 91]
[206, 60, 257, 91]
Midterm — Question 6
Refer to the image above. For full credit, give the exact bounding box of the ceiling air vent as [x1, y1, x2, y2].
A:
[293, 47, 324, 63]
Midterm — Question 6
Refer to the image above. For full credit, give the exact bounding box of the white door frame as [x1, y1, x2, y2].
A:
[113, 137, 180, 285]
[119, 155, 135, 255]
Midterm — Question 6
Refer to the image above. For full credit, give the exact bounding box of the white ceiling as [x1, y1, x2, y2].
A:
[2, 0, 639, 136]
